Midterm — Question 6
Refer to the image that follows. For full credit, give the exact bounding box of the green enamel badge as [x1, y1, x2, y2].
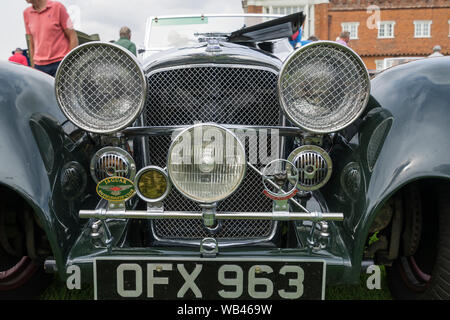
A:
[96, 177, 136, 202]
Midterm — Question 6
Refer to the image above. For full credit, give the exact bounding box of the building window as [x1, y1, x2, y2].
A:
[272, 6, 303, 15]
[414, 21, 432, 38]
[378, 21, 395, 38]
[341, 22, 359, 39]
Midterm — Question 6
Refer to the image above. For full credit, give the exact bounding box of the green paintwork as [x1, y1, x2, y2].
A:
[1, 47, 450, 290]
[321, 56, 450, 283]
[0, 62, 97, 275]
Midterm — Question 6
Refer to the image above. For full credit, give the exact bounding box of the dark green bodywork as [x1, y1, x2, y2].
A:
[1, 50, 449, 289]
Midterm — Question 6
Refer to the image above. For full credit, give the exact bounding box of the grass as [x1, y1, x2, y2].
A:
[39, 267, 392, 300]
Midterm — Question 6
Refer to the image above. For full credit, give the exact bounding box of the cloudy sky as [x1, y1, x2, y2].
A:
[1, 0, 243, 60]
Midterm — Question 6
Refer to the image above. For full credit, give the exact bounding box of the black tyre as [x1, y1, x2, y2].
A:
[386, 183, 450, 299]
[0, 190, 53, 299]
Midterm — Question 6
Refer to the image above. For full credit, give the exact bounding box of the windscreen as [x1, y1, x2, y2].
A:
[146, 15, 282, 50]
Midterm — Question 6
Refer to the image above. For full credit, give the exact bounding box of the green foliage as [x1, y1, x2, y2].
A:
[326, 266, 392, 300]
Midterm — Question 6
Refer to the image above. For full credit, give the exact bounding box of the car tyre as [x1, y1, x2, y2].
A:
[0, 199, 53, 299]
[0, 254, 52, 300]
[386, 184, 450, 300]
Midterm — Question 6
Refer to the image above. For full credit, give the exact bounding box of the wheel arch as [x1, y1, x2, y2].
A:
[356, 176, 450, 272]
[0, 182, 63, 271]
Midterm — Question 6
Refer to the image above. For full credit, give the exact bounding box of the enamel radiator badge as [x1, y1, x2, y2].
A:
[96, 177, 136, 202]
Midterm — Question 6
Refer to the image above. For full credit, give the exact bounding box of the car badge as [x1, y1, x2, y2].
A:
[96, 177, 135, 202]
[206, 39, 222, 53]
[261, 159, 299, 200]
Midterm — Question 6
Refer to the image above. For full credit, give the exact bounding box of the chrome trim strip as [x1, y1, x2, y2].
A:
[145, 63, 279, 77]
[124, 125, 304, 137]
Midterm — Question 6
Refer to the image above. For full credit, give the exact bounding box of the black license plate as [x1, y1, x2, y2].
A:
[94, 257, 325, 300]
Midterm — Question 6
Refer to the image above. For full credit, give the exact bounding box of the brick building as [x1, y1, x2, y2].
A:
[242, 0, 450, 69]
[242, 1, 330, 39]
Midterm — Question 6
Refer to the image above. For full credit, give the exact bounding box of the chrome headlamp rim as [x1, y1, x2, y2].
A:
[134, 166, 171, 203]
[278, 40, 371, 134]
[89, 146, 136, 183]
[166, 123, 247, 204]
[54, 41, 147, 134]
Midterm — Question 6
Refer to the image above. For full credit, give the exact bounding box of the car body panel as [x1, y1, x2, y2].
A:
[0, 62, 93, 274]
[1, 21, 450, 293]
[321, 56, 450, 281]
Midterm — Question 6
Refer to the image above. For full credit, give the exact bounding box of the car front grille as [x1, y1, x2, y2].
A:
[143, 65, 281, 240]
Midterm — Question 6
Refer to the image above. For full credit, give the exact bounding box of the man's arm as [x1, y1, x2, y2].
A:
[27, 34, 35, 68]
[64, 28, 79, 51]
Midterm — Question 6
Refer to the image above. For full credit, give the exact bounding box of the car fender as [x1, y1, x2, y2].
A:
[324, 56, 450, 281]
[0, 61, 87, 274]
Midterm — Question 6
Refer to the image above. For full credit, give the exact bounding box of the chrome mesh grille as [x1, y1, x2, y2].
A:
[55, 43, 146, 133]
[144, 65, 280, 240]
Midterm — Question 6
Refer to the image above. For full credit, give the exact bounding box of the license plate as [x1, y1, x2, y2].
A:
[94, 257, 325, 300]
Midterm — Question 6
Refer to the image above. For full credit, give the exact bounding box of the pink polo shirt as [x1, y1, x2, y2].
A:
[23, 1, 73, 65]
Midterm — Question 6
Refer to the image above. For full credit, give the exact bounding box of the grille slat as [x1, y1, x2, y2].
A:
[144, 65, 280, 240]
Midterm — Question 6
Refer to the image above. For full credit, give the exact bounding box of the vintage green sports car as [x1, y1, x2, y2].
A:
[0, 13, 449, 300]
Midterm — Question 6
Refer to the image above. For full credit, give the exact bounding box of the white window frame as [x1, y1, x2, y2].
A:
[414, 20, 432, 38]
[448, 20, 450, 37]
[269, 5, 303, 15]
[341, 22, 360, 40]
[377, 21, 395, 39]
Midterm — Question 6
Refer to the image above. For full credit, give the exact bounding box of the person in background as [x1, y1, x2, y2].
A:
[115, 27, 137, 56]
[429, 45, 444, 57]
[336, 31, 350, 47]
[23, 0, 78, 77]
[289, 29, 318, 49]
[8, 48, 29, 66]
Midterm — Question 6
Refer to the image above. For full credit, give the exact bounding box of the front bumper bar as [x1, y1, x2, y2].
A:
[79, 209, 344, 221]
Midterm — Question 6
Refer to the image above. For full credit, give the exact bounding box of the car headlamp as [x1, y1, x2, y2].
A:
[55, 42, 147, 134]
[167, 124, 246, 203]
[135, 166, 171, 203]
[278, 41, 370, 133]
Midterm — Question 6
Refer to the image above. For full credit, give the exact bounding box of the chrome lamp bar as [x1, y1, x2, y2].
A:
[79, 208, 344, 221]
